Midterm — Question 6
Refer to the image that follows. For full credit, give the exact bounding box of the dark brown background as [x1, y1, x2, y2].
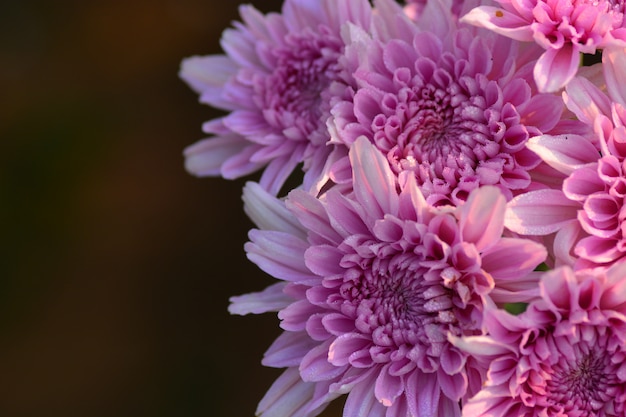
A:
[0, 1, 344, 416]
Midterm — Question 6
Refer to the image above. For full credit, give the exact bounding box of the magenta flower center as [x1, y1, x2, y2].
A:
[332, 213, 483, 374]
[343, 254, 457, 349]
[364, 56, 535, 205]
[522, 327, 626, 415]
[255, 29, 342, 144]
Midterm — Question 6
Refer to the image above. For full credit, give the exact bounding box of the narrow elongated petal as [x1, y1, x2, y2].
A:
[229, 282, 291, 315]
[243, 182, 307, 238]
[256, 368, 315, 417]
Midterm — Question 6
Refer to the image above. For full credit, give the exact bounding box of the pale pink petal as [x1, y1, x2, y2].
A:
[533, 44, 580, 93]
[245, 230, 313, 282]
[349, 136, 399, 220]
[179, 55, 236, 95]
[553, 221, 583, 267]
[243, 182, 307, 238]
[526, 134, 601, 176]
[602, 46, 626, 107]
[505, 189, 579, 235]
[263, 331, 319, 368]
[448, 335, 514, 358]
[460, 6, 534, 42]
[183, 136, 259, 177]
[374, 363, 403, 407]
[256, 367, 316, 417]
[575, 235, 622, 263]
[286, 190, 343, 245]
[229, 282, 291, 315]
[459, 186, 506, 251]
[299, 340, 347, 382]
[405, 370, 440, 417]
[481, 237, 547, 280]
[563, 76, 612, 124]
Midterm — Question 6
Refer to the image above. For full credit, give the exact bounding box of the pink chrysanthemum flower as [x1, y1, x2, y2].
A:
[180, 0, 372, 195]
[462, 0, 626, 92]
[451, 263, 626, 416]
[327, 0, 565, 206]
[506, 47, 626, 268]
[232, 137, 547, 417]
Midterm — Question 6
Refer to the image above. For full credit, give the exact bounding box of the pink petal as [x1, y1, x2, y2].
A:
[448, 335, 514, 358]
[179, 55, 236, 95]
[459, 186, 506, 251]
[575, 235, 622, 263]
[256, 367, 315, 417]
[299, 340, 346, 382]
[243, 182, 306, 238]
[245, 230, 313, 281]
[343, 371, 388, 417]
[374, 363, 403, 407]
[328, 333, 371, 366]
[305, 245, 345, 276]
[481, 237, 547, 280]
[505, 189, 579, 235]
[286, 190, 343, 245]
[349, 136, 399, 220]
[263, 331, 318, 368]
[405, 371, 441, 417]
[228, 282, 291, 315]
[183, 136, 256, 177]
[603, 46, 626, 107]
[562, 164, 605, 202]
[563, 76, 612, 124]
[460, 6, 534, 41]
[526, 134, 601, 176]
[533, 44, 580, 93]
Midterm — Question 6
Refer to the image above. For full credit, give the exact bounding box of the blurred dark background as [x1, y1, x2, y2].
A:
[0, 1, 344, 416]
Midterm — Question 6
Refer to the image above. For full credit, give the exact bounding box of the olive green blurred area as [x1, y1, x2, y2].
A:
[0, 1, 351, 416]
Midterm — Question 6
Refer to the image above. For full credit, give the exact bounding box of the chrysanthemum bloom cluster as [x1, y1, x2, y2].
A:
[451, 263, 626, 416]
[179, 0, 626, 415]
[233, 137, 545, 417]
[462, 0, 626, 92]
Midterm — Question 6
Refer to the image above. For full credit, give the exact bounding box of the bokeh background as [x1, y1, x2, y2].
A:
[1, 1, 344, 416]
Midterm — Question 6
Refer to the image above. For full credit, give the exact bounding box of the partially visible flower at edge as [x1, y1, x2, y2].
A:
[461, 0, 626, 92]
[231, 137, 546, 417]
[451, 262, 626, 416]
[505, 46, 626, 269]
[180, 0, 373, 195]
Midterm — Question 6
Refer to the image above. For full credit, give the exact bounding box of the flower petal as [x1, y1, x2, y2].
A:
[505, 189, 579, 235]
[533, 44, 580, 93]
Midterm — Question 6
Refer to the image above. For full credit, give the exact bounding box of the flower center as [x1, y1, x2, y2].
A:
[255, 29, 342, 142]
[537, 331, 624, 415]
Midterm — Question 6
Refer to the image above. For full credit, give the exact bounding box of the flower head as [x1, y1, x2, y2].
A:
[506, 47, 626, 268]
[462, 0, 626, 92]
[235, 137, 546, 417]
[452, 262, 626, 416]
[328, 0, 564, 206]
[181, 0, 372, 194]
